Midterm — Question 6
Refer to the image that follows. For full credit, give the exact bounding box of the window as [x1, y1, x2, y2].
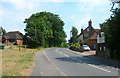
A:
[87, 28, 89, 32]
[100, 47, 102, 52]
[9, 39, 15, 42]
[104, 46, 106, 52]
[84, 33, 89, 37]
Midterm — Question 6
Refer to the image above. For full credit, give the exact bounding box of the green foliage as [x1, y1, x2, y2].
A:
[80, 37, 90, 45]
[74, 43, 80, 48]
[70, 43, 82, 52]
[60, 42, 69, 48]
[100, 9, 120, 60]
[0, 26, 6, 36]
[70, 43, 75, 47]
[23, 12, 67, 48]
[0, 45, 5, 49]
[69, 26, 78, 44]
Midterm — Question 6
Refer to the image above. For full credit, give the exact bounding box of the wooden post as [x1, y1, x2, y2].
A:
[25, 46, 26, 51]
[19, 45, 21, 51]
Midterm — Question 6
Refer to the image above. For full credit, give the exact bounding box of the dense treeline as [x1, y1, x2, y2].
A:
[100, 9, 120, 60]
[23, 12, 67, 48]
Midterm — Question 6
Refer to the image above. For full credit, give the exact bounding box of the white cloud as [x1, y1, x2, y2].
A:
[0, 0, 39, 10]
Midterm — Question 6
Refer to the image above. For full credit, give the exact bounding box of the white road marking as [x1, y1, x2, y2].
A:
[71, 57, 82, 63]
[44, 50, 66, 76]
[56, 48, 111, 73]
[56, 48, 69, 57]
[64, 54, 69, 57]
[88, 64, 111, 72]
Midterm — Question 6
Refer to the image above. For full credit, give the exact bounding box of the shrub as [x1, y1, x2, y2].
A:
[70, 43, 82, 51]
[75, 43, 80, 48]
[0, 45, 5, 49]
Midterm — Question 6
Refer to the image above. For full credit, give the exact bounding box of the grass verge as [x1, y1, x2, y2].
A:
[2, 50, 35, 77]
[10, 45, 45, 52]
[2, 46, 45, 77]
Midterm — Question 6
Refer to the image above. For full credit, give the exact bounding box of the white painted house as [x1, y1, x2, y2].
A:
[96, 31, 110, 57]
[76, 33, 83, 43]
[97, 32, 105, 44]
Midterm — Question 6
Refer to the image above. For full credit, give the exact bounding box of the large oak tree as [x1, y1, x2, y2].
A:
[23, 12, 67, 48]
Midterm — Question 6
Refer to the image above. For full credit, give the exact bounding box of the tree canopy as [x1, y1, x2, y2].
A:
[23, 12, 67, 48]
[100, 9, 120, 60]
[0, 27, 6, 36]
[69, 26, 78, 44]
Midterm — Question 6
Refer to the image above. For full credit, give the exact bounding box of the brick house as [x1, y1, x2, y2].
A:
[77, 19, 100, 49]
[2, 31, 23, 46]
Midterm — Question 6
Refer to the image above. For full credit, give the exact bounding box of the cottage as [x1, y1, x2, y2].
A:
[77, 19, 100, 49]
[2, 31, 23, 46]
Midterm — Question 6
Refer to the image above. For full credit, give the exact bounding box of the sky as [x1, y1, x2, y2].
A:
[0, 0, 112, 42]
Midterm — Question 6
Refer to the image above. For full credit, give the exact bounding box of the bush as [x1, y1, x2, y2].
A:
[0, 45, 5, 49]
[70, 43, 83, 52]
[61, 43, 69, 48]
[75, 43, 80, 48]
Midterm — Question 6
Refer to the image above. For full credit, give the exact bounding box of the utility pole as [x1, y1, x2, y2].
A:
[34, 25, 36, 51]
[73, 28, 75, 43]
[35, 25, 36, 38]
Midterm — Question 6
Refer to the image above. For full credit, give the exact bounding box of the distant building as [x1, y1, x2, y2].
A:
[76, 29, 84, 43]
[2, 31, 23, 46]
[77, 19, 100, 49]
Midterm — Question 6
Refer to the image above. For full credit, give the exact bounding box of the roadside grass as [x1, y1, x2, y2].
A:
[2, 46, 45, 77]
[10, 45, 45, 52]
[2, 50, 35, 77]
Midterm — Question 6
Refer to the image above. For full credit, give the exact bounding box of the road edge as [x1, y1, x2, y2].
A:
[43, 49, 66, 76]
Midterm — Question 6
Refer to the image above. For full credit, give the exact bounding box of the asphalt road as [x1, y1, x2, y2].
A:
[30, 48, 119, 76]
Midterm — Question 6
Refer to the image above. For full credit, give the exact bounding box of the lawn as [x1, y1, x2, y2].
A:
[2, 46, 45, 77]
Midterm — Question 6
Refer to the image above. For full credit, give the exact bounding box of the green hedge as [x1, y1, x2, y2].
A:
[0, 45, 5, 49]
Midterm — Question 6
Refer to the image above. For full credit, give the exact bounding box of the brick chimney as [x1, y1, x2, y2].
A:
[81, 29, 83, 34]
[88, 19, 92, 27]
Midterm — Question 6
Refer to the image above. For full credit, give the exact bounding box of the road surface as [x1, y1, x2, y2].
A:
[30, 48, 119, 76]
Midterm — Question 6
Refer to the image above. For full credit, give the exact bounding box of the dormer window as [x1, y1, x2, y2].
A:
[87, 28, 89, 32]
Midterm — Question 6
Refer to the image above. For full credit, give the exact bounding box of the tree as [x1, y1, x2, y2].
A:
[100, 9, 120, 60]
[0, 27, 6, 36]
[69, 26, 78, 44]
[23, 12, 67, 48]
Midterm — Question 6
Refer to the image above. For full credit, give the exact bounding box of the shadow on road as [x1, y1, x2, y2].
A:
[55, 55, 120, 69]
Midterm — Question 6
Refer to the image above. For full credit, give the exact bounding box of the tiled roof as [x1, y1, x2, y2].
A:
[90, 33, 97, 39]
[3, 36, 9, 39]
[95, 29, 100, 32]
[4, 31, 23, 40]
[77, 33, 83, 38]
